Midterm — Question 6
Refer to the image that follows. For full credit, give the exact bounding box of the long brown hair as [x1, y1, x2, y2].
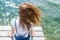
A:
[18, 3, 41, 30]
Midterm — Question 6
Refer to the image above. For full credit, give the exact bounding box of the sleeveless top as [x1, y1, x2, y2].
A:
[11, 17, 32, 36]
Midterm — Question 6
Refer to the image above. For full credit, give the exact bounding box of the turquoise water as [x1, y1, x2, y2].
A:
[0, 0, 60, 40]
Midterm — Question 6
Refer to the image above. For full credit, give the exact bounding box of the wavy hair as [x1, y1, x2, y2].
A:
[18, 2, 41, 30]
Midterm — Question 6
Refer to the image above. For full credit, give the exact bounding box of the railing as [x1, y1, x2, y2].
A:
[0, 26, 45, 40]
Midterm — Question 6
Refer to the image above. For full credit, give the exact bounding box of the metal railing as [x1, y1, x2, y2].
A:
[0, 26, 45, 40]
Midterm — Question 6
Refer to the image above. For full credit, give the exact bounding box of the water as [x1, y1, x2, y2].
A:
[0, 0, 60, 40]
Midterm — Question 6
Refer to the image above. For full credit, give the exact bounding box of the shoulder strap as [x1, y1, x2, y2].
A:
[23, 32, 30, 37]
[15, 18, 19, 35]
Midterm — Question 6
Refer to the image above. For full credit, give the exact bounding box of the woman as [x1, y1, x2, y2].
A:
[8, 2, 41, 40]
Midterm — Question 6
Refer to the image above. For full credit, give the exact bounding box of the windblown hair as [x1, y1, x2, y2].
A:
[19, 3, 41, 30]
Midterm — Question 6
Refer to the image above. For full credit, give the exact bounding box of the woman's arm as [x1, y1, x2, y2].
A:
[11, 26, 14, 36]
[7, 26, 14, 37]
[29, 28, 34, 36]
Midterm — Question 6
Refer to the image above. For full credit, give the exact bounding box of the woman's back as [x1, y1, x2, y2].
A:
[11, 17, 29, 36]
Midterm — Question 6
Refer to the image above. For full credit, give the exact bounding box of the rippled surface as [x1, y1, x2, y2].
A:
[0, 0, 60, 40]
